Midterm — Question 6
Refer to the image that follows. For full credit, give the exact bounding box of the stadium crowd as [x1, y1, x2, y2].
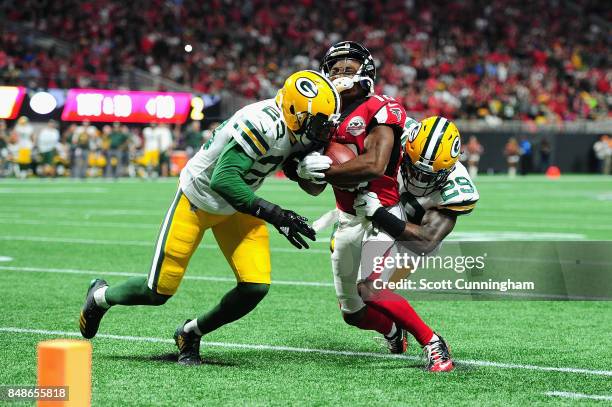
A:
[0, 117, 217, 179]
[1, 0, 609, 122]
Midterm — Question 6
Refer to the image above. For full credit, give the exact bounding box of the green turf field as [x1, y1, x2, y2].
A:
[0, 175, 611, 405]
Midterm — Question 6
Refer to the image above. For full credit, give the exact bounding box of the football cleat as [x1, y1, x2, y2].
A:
[423, 333, 454, 372]
[385, 328, 407, 354]
[79, 278, 109, 339]
[174, 320, 202, 365]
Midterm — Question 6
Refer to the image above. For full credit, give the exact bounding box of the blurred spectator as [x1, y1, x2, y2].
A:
[0, 120, 8, 177]
[13, 116, 34, 178]
[504, 137, 520, 178]
[593, 135, 611, 175]
[183, 121, 203, 158]
[538, 138, 552, 172]
[71, 120, 98, 178]
[105, 122, 129, 178]
[140, 124, 160, 178]
[2, 0, 609, 122]
[519, 136, 533, 175]
[465, 135, 484, 179]
[155, 123, 173, 177]
[34, 119, 60, 177]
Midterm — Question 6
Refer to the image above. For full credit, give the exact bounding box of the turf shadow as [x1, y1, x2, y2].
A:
[103, 352, 239, 367]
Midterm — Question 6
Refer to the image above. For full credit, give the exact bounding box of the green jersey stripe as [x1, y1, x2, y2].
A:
[233, 122, 263, 156]
[243, 119, 270, 151]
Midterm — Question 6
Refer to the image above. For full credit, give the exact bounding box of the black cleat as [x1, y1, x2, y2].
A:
[174, 320, 202, 365]
[79, 279, 109, 339]
[385, 328, 407, 354]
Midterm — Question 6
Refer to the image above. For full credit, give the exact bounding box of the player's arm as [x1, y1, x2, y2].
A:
[324, 125, 395, 185]
[354, 191, 456, 254]
[384, 208, 456, 254]
[209, 140, 316, 249]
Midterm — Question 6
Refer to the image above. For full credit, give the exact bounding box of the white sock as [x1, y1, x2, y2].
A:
[93, 286, 110, 309]
[184, 319, 202, 336]
[385, 323, 397, 338]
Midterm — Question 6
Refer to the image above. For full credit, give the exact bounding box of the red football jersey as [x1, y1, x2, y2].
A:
[331, 95, 407, 214]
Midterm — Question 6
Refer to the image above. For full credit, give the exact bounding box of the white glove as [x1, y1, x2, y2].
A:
[297, 151, 332, 184]
[353, 191, 382, 218]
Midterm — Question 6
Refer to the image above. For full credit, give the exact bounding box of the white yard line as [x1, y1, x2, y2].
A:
[544, 391, 612, 401]
[0, 327, 611, 377]
[0, 266, 333, 287]
[0, 235, 329, 254]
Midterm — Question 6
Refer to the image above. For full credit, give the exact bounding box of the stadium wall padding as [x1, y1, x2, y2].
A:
[464, 131, 603, 174]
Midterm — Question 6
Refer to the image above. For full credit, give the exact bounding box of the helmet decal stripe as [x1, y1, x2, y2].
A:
[420, 116, 440, 161]
[422, 117, 447, 162]
[428, 119, 450, 163]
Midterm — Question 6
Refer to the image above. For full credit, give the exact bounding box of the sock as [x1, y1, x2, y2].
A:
[427, 333, 439, 344]
[93, 286, 110, 309]
[366, 290, 434, 346]
[354, 306, 394, 335]
[385, 323, 397, 339]
[104, 276, 170, 306]
[183, 319, 202, 336]
[196, 283, 268, 335]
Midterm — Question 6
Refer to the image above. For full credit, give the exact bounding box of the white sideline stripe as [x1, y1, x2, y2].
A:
[1, 327, 611, 377]
[0, 235, 329, 254]
[0, 266, 334, 287]
[545, 391, 612, 401]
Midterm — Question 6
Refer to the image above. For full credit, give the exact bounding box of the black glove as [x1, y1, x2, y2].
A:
[250, 198, 316, 249]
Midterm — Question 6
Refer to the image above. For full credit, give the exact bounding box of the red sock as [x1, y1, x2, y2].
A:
[354, 305, 394, 336]
[366, 290, 434, 346]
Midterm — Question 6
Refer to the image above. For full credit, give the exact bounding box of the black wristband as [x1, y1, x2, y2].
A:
[372, 207, 405, 239]
[249, 197, 282, 224]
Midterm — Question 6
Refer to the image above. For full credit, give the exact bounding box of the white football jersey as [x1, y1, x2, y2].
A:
[180, 98, 297, 215]
[15, 123, 34, 149]
[154, 126, 173, 152]
[37, 127, 60, 153]
[143, 127, 159, 151]
[398, 161, 479, 224]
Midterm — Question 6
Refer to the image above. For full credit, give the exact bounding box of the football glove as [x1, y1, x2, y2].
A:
[353, 191, 382, 219]
[297, 151, 332, 184]
[251, 198, 316, 249]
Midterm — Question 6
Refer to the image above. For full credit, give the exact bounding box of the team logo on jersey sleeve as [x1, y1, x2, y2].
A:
[389, 107, 403, 121]
[451, 136, 461, 158]
[346, 116, 366, 136]
[295, 78, 318, 98]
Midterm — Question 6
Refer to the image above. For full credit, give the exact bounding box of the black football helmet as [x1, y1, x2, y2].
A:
[319, 41, 376, 95]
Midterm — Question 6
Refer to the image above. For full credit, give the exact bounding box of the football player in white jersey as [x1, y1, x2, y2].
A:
[353, 116, 479, 371]
[79, 70, 341, 365]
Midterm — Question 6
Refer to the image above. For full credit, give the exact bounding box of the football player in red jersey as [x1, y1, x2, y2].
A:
[297, 42, 453, 372]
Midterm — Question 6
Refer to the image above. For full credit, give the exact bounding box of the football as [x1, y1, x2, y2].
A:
[324, 142, 356, 165]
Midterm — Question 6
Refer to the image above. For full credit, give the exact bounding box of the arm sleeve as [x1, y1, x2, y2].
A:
[209, 139, 258, 213]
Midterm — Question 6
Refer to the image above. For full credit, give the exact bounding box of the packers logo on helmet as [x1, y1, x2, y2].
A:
[402, 116, 461, 196]
[276, 70, 341, 147]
